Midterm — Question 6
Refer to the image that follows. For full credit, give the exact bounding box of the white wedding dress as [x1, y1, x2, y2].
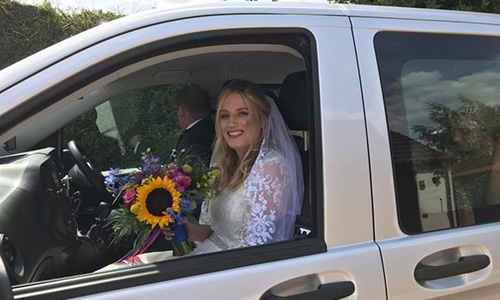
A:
[192, 149, 294, 253]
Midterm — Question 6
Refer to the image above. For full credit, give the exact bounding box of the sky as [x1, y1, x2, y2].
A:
[20, 0, 305, 15]
[20, 0, 218, 15]
[388, 60, 500, 141]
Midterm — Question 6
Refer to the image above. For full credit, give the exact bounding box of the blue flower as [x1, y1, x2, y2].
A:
[165, 208, 183, 224]
[178, 196, 192, 214]
[104, 168, 127, 195]
[104, 176, 114, 186]
[141, 154, 162, 174]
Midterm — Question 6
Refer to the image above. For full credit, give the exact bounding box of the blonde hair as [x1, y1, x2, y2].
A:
[214, 80, 271, 193]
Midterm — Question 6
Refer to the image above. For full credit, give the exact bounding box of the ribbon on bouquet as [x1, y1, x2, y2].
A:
[171, 224, 188, 244]
[119, 227, 162, 262]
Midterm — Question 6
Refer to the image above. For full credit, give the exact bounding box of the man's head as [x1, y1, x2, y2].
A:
[176, 84, 211, 130]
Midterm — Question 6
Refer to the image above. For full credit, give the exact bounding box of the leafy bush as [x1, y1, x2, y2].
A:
[0, 0, 122, 70]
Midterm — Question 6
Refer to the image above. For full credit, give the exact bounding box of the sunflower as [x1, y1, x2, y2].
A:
[134, 176, 181, 229]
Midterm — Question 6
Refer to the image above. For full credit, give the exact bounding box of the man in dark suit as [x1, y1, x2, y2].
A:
[174, 84, 215, 167]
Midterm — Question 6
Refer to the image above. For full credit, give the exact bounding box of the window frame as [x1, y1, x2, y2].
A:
[9, 27, 325, 299]
[375, 31, 500, 235]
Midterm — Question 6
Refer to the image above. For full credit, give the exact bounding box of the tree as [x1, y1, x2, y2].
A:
[334, 0, 500, 14]
[413, 96, 500, 172]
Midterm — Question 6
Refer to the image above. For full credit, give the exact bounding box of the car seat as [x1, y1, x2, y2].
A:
[276, 71, 311, 236]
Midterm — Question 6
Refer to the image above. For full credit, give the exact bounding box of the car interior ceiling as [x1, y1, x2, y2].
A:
[0, 48, 305, 158]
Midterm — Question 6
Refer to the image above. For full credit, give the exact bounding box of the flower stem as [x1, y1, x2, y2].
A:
[172, 240, 193, 256]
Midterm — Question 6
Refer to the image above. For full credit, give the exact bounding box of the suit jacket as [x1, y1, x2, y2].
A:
[176, 116, 215, 167]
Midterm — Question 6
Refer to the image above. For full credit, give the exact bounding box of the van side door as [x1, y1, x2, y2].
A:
[354, 15, 500, 299]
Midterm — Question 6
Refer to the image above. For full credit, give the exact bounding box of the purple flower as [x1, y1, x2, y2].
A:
[141, 154, 162, 174]
[171, 176, 186, 192]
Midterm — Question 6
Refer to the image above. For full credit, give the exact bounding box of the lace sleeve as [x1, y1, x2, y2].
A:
[243, 154, 291, 246]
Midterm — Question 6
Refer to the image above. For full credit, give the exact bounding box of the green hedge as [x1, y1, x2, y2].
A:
[0, 0, 122, 70]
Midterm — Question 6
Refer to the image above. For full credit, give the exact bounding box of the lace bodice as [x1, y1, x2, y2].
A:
[202, 150, 292, 250]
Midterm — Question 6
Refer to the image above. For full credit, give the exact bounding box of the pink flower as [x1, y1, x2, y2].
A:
[122, 188, 135, 204]
[181, 176, 191, 187]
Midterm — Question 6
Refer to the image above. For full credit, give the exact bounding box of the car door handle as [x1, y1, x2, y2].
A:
[261, 281, 355, 300]
[414, 254, 490, 281]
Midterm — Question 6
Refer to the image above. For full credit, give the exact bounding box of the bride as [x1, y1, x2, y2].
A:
[102, 79, 304, 267]
[173, 79, 304, 253]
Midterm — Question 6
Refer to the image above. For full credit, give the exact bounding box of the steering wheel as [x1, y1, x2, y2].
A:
[67, 140, 111, 203]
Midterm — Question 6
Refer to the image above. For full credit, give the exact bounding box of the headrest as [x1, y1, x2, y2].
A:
[221, 79, 233, 89]
[277, 71, 308, 130]
[222, 79, 278, 102]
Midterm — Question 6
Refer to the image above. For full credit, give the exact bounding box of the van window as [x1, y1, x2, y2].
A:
[18, 31, 322, 288]
[375, 32, 500, 233]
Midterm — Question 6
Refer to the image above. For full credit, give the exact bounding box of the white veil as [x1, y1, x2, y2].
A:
[242, 95, 304, 246]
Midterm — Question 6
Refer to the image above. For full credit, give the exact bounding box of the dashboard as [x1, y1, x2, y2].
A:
[0, 148, 107, 283]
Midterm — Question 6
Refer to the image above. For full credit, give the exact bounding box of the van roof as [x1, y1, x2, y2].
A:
[2, 2, 499, 92]
[126, 2, 500, 28]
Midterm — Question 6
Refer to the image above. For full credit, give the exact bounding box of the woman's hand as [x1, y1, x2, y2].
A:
[162, 226, 175, 241]
[183, 217, 213, 242]
[162, 218, 213, 243]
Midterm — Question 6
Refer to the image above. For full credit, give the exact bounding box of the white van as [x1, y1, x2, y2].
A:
[1, 2, 500, 299]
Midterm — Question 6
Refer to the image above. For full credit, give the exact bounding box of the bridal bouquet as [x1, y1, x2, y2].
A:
[104, 150, 216, 259]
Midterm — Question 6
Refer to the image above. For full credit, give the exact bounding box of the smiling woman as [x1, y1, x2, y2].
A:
[205, 79, 303, 248]
[218, 92, 260, 160]
[215, 80, 271, 189]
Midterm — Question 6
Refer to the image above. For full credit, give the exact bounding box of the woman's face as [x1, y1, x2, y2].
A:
[219, 92, 263, 160]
